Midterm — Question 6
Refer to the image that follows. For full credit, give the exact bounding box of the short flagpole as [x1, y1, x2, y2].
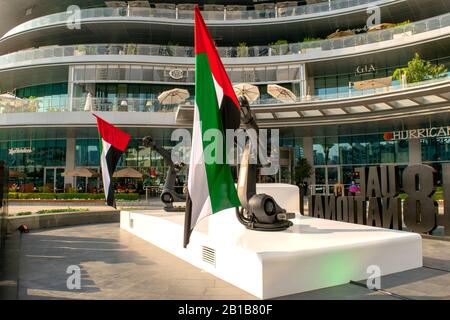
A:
[183, 191, 193, 248]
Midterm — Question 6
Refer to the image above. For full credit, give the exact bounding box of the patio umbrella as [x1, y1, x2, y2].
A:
[61, 168, 100, 178]
[277, 1, 297, 8]
[267, 84, 297, 102]
[104, 1, 127, 7]
[368, 23, 396, 32]
[84, 92, 93, 111]
[255, 3, 275, 10]
[204, 4, 224, 11]
[128, 1, 150, 7]
[0, 93, 22, 104]
[113, 167, 144, 178]
[327, 29, 355, 39]
[158, 88, 190, 105]
[154, 3, 176, 10]
[233, 83, 260, 104]
[178, 3, 195, 10]
[0, 93, 23, 112]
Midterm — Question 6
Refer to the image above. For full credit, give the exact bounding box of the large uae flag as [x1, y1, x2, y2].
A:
[94, 114, 131, 207]
[184, 7, 241, 247]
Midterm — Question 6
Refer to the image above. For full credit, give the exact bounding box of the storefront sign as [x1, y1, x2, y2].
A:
[309, 164, 450, 236]
[8, 147, 32, 155]
[168, 69, 184, 80]
[355, 64, 376, 75]
[384, 126, 450, 141]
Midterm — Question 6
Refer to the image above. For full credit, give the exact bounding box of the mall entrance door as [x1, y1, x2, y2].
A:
[44, 167, 65, 192]
[314, 166, 341, 195]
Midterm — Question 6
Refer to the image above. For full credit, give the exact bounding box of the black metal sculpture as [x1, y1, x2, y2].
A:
[142, 136, 186, 212]
[235, 96, 295, 231]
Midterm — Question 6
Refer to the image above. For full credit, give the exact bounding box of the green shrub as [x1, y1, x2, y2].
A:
[18, 193, 56, 200]
[36, 208, 89, 214]
[56, 193, 104, 200]
[269, 40, 289, 55]
[395, 20, 411, 27]
[302, 37, 322, 43]
[8, 192, 139, 201]
[392, 53, 448, 83]
[116, 193, 140, 201]
[16, 211, 32, 216]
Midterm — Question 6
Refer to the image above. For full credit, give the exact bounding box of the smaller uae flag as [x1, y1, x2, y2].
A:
[94, 114, 131, 208]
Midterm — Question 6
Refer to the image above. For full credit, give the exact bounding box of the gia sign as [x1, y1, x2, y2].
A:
[309, 164, 450, 236]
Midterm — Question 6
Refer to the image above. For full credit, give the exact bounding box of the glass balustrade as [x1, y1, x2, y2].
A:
[1, 12, 449, 66]
[1, 0, 392, 38]
[1, 74, 448, 115]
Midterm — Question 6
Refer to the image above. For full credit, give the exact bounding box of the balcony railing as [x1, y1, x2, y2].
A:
[1, 12, 449, 68]
[2, 0, 388, 38]
[1, 75, 449, 115]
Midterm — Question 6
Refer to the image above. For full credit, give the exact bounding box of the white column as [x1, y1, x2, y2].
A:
[299, 64, 307, 98]
[64, 131, 76, 188]
[303, 136, 315, 186]
[408, 138, 422, 164]
[67, 66, 74, 112]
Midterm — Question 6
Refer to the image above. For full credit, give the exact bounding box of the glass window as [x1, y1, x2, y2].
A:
[313, 137, 326, 165]
[73, 66, 85, 81]
[76, 139, 100, 166]
[130, 66, 143, 81]
[352, 135, 368, 165]
[85, 66, 96, 81]
[339, 136, 352, 165]
[107, 65, 120, 81]
[142, 66, 153, 81]
[276, 66, 289, 81]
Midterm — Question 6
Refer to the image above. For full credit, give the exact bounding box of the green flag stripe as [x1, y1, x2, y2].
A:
[195, 53, 240, 213]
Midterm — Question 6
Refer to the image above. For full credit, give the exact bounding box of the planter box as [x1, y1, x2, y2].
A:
[393, 31, 413, 40]
[6, 210, 119, 233]
[300, 47, 322, 54]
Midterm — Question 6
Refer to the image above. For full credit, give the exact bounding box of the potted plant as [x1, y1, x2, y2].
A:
[237, 42, 249, 57]
[74, 45, 86, 56]
[299, 37, 322, 54]
[392, 53, 447, 84]
[392, 20, 413, 39]
[269, 40, 289, 56]
[166, 41, 179, 56]
[125, 44, 137, 55]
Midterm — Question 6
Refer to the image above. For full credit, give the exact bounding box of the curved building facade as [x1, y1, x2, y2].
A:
[1, 0, 450, 195]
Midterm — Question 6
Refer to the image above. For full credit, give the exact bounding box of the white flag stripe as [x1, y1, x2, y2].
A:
[212, 75, 224, 109]
[188, 104, 213, 229]
[100, 139, 112, 201]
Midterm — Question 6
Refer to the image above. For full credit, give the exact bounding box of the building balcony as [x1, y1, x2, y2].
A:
[1, 75, 449, 129]
[0, 12, 449, 71]
[0, 0, 434, 54]
[1, 0, 394, 40]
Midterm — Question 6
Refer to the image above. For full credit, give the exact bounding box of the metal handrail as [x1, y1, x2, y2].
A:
[1, 12, 449, 67]
[2, 0, 389, 38]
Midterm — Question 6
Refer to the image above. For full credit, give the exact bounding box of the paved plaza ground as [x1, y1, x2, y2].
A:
[1, 222, 449, 300]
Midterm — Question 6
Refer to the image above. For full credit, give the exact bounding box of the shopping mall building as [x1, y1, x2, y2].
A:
[1, 0, 450, 194]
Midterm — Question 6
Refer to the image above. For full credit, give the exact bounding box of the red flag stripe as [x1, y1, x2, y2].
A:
[194, 6, 240, 111]
[94, 114, 131, 152]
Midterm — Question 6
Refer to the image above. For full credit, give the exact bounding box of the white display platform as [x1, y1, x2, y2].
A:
[120, 184, 422, 299]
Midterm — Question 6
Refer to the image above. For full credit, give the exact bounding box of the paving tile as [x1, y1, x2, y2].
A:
[5, 222, 449, 300]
